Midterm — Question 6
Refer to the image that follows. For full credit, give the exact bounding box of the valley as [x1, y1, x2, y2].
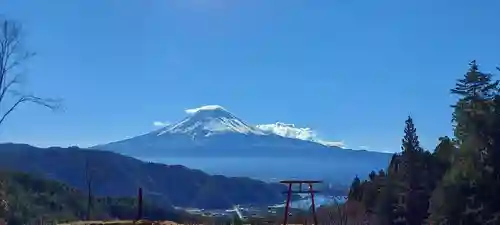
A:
[0, 143, 350, 223]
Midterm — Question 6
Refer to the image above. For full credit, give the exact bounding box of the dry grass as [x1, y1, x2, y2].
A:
[58, 220, 179, 225]
[57, 201, 371, 225]
[58, 222, 309, 225]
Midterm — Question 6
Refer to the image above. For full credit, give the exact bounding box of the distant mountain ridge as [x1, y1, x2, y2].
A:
[0, 143, 289, 209]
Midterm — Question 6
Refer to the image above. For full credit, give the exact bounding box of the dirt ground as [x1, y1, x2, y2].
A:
[58, 220, 179, 225]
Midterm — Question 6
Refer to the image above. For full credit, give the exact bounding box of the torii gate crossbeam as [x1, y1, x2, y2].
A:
[280, 180, 322, 225]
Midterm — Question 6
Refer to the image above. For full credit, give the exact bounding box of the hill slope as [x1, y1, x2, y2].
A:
[0, 170, 181, 224]
[0, 143, 286, 209]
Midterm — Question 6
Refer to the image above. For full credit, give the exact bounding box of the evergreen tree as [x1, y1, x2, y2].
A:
[451, 60, 499, 145]
[354, 61, 500, 225]
[374, 174, 396, 225]
[456, 61, 500, 224]
[401, 116, 423, 154]
[429, 61, 500, 224]
[395, 116, 429, 225]
[475, 74, 500, 224]
[428, 171, 467, 225]
[348, 176, 362, 202]
[433, 136, 456, 165]
[368, 171, 377, 181]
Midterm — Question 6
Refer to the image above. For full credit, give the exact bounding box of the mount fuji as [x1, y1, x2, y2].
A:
[93, 105, 392, 183]
[94, 105, 381, 157]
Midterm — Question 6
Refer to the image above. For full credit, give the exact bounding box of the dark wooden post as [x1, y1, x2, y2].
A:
[137, 187, 143, 220]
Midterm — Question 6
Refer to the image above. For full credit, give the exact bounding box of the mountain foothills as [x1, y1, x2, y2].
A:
[346, 61, 500, 225]
[0, 170, 183, 224]
[0, 143, 288, 210]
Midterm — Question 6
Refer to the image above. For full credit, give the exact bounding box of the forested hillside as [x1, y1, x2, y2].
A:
[0, 144, 286, 209]
[348, 61, 500, 225]
[0, 170, 182, 225]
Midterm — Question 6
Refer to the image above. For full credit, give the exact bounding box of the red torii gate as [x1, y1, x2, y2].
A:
[280, 180, 322, 225]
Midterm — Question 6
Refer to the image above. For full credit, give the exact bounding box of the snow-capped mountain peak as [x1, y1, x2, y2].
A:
[158, 105, 265, 136]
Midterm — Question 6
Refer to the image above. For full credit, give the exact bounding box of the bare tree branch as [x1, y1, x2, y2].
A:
[0, 75, 19, 103]
[0, 93, 60, 126]
[0, 16, 62, 128]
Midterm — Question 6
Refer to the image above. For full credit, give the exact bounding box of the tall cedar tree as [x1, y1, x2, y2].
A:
[454, 60, 499, 224]
[475, 71, 500, 223]
[374, 163, 397, 225]
[451, 60, 498, 144]
[396, 116, 429, 225]
[429, 60, 500, 224]
[374, 118, 427, 225]
[369, 154, 400, 225]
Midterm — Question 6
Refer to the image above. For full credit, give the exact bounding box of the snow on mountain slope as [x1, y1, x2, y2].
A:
[157, 105, 265, 137]
[94, 105, 386, 158]
[92, 105, 287, 156]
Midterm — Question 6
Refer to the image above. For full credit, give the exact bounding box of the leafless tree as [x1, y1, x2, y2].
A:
[84, 156, 96, 220]
[0, 17, 61, 127]
[0, 17, 61, 220]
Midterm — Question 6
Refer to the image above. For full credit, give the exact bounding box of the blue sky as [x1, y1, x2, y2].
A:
[0, 0, 499, 152]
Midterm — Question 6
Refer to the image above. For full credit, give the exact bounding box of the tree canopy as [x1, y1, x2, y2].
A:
[348, 61, 500, 225]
